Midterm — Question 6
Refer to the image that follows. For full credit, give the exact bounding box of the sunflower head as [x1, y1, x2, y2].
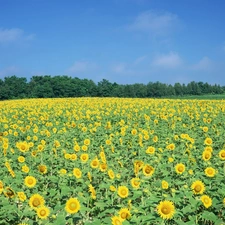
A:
[175, 163, 185, 174]
[24, 176, 37, 188]
[36, 206, 50, 219]
[38, 165, 47, 174]
[191, 180, 205, 195]
[157, 200, 175, 220]
[200, 195, 212, 208]
[119, 208, 131, 221]
[202, 150, 212, 161]
[143, 164, 154, 177]
[118, 186, 129, 198]
[219, 150, 225, 160]
[205, 167, 216, 177]
[131, 178, 141, 189]
[29, 194, 45, 209]
[111, 216, 123, 225]
[73, 168, 82, 179]
[108, 169, 115, 179]
[4, 187, 15, 198]
[161, 180, 169, 189]
[65, 197, 80, 214]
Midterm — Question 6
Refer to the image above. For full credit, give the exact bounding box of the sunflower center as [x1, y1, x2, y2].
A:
[69, 202, 77, 210]
[208, 169, 213, 174]
[204, 198, 209, 204]
[121, 212, 127, 219]
[178, 167, 183, 172]
[115, 219, 122, 225]
[162, 206, 170, 215]
[28, 178, 34, 184]
[221, 152, 225, 157]
[40, 209, 46, 216]
[121, 190, 127, 195]
[194, 185, 201, 192]
[33, 198, 40, 207]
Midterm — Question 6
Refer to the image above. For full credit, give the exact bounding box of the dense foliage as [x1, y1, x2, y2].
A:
[1, 98, 225, 225]
[0, 75, 224, 100]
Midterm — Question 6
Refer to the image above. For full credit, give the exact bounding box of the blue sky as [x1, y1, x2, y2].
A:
[0, 0, 225, 85]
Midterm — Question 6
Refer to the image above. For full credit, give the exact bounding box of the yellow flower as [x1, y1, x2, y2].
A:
[130, 178, 141, 189]
[188, 169, 194, 175]
[4, 187, 15, 198]
[70, 153, 77, 160]
[65, 198, 80, 214]
[167, 143, 175, 150]
[219, 150, 225, 160]
[88, 184, 96, 200]
[18, 156, 25, 163]
[201, 195, 212, 208]
[204, 146, 213, 152]
[24, 176, 37, 188]
[191, 180, 205, 195]
[202, 150, 212, 161]
[168, 157, 174, 163]
[90, 157, 99, 169]
[17, 192, 26, 201]
[175, 163, 185, 174]
[110, 185, 116, 192]
[36, 206, 50, 219]
[204, 137, 212, 145]
[64, 153, 71, 159]
[38, 165, 47, 174]
[84, 139, 90, 146]
[111, 216, 123, 225]
[205, 167, 216, 177]
[22, 165, 29, 173]
[118, 186, 129, 198]
[29, 194, 45, 209]
[142, 164, 154, 177]
[108, 169, 115, 179]
[118, 208, 131, 221]
[99, 163, 107, 172]
[146, 146, 155, 154]
[59, 168, 67, 175]
[0, 181, 3, 194]
[73, 168, 82, 178]
[161, 180, 169, 189]
[157, 200, 175, 220]
[80, 153, 89, 163]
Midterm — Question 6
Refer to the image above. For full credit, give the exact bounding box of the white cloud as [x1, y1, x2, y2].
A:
[0, 28, 35, 44]
[133, 55, 147, 65]
[191, 57, 214, 71]
[0, 66, 20, 78]
[112, 63, 127, 73]
[67, 61, 98, 74]
[128, 11, 179, 35]
[152, 52, 183, 68]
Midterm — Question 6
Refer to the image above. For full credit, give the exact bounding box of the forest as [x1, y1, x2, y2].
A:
[0, 75, 224, 100]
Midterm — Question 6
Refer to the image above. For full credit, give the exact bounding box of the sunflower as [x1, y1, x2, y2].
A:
[204, 146, 213, 152]
[0, 181, 3, 194]
[118, 186, 129, 198]
[73, 168, 82, 178]
[191, 180, 205, 195]
[161, 180, 169, 189]
[99, 163, 107, 172]
[73, 144, 80, 152]
[202, 150, 211, 161]
[205, 167, 216, 177]
[108, 169, 115, 179]
[38, 165, 47, 174]
[17, 192, 26, 201]
[204, 137, 212, 145]
[36, 206, 50, 219]
[84, 139, 90, 146]
[146, 146, 155, 154]
[175, 163, 185, 174]
[88, 184, 96, 200]
[70, 153, 77, 160]
[18, 156, 25, 163]
[143, 164, 154, 177]
[110, 185, 117, 192]
[200, 195, 212, 208]
[130, 178, 141, 189]
[219, 150, 225, 160]
[119, 208, 131, 221]
[111, 216, 123, 225]
[4, 187, 15, 198]
[65, 197, 80, 214]
[80, 153, 89, 163]
[157, 200, 175, 220]
[59, 168, 67, 175]
[90, 157, 99, 169]
[24, 176, 37, 188]
[22, 165, 29, 173]
[131, 129, 137, 135]
[29, 194, 45, 209]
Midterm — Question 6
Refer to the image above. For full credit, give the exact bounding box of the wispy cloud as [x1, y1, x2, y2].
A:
[0, 28, 35, 44]
[191, 57, 214, 71]
[66, 61, 98, 74]
[152, 52, 183, 68]
[133, 55, 147, 65]
[128, 10, 179, 36]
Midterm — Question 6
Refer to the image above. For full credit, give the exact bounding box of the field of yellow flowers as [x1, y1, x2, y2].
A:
[0, 98, 225, 225]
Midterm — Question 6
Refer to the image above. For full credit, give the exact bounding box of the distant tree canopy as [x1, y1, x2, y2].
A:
[0, 75, 224, 100]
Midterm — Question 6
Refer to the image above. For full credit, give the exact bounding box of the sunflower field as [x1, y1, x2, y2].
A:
[0, 98, 225, 225]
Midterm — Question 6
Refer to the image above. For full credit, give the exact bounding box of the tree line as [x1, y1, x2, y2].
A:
[0, 75, 224, 100]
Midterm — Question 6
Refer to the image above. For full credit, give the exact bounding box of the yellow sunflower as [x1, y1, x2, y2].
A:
[111, 216, 123, 225]
[118, 186, 129, 198]
[175, 163, 185, 174]
[110, 185, 117, 192]
[146, 146, 155, 154]
[80, 153, 89, 163]
[130, 178, 141, 189]
[65, 197, 80, 214]
[17, 192, 27, 201]
[200, 195, 212, 208]
[161, 180, 169, 189]
[202, 150, 211, 161]
[219, 150, 225, 160]
[18, 156, 25, 163]
[99, 163, 107, 172]
[22, 165, 29, 173]
[204, 137, 212, 145]
[157, 200, 175, 220]
[204, 167, 216, 177]
[108, 169, 115, 179]
[142, 164, 154, 177]
[90, 157, 99, 169]
[73, 168, 82, 178]
[24, 176, 37, 188]
[29, 194, 45, 209]
[119, 208, 131, 221]
[36, 206, 50, 219]
[4, 187, 15, 198]
[38, 165, 47, 174]
[0, 181, 4, 194]
[191, 180, 205, 195]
